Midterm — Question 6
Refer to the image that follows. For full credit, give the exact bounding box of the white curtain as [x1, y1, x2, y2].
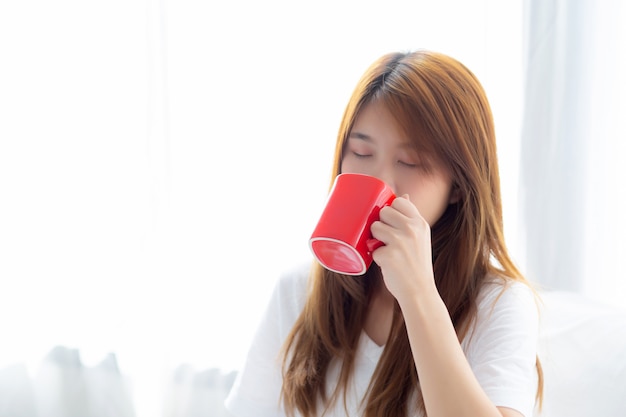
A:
[519, 0, 626, 308]
[519, 6, 626, 412]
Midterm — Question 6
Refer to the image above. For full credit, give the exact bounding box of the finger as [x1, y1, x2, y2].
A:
[378, 204, 408, 229]
[379, 196, 421, 228]
[370, 219, 396, 244]
[390, 194, 420, 218]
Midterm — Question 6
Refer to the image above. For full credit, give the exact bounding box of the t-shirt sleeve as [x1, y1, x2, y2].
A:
[463, 281, 540, 417]
[224, 265, 310, 417]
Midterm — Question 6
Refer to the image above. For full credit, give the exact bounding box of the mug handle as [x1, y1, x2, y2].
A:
[365, 199, 394, 254]
[366, 238, 384, 254]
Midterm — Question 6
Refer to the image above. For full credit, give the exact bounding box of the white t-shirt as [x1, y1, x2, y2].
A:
[225, 262, 539, 417]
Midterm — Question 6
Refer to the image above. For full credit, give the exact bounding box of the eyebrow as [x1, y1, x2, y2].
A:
[348, 131, 372, 141]
[348, 131, 414, 150]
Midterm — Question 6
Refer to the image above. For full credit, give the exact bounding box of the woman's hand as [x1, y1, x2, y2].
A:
[372, 195, 509, 417]
[370, 194, 438, 305]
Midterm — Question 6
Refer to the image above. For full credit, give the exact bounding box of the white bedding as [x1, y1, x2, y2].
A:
[536, 291, 626, 416]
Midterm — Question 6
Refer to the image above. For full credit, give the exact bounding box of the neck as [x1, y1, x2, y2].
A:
[363, 276, 395, 346]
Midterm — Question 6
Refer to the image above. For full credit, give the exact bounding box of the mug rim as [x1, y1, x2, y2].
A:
[309, 236, 367, 276]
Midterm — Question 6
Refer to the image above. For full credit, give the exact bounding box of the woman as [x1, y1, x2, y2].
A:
[225, 50, 543, 417]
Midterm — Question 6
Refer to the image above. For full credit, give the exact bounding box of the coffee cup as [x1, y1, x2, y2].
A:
[309, 173, 396, 275]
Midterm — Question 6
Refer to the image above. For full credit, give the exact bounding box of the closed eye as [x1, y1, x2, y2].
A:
[353, 151, 372, 158]
[398, 160, 433, 173]
[397, 160, 418, 167]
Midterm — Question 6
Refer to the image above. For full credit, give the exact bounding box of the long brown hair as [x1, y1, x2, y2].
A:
[281, 50, 543, 416]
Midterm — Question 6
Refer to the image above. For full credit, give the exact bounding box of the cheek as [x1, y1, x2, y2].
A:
[428, 200, 451, 226]
[409, 183, 454, 226]
[339, 159, 347, 173]
[339, 157, 360, 175]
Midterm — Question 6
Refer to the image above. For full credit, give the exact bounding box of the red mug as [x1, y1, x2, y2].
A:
[309, 173, 396, 275]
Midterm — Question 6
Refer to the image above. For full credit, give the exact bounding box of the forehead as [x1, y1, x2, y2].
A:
[350, 100, 409, 144]
[349, 99, 432, 154]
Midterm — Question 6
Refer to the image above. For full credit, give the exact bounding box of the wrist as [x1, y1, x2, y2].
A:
[396, 280, 441, 313]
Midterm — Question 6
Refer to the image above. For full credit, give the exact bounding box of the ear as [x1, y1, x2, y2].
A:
[449, 184, 462, 204]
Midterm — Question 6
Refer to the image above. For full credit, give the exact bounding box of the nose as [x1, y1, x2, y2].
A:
[369, 165, 397, 195]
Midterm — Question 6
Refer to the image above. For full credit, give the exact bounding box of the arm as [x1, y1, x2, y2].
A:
[371, 197, 535, 417]
[399, 285, 518, 417]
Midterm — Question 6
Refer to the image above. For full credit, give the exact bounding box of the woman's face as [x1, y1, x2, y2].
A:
[340, 100, 459, 226]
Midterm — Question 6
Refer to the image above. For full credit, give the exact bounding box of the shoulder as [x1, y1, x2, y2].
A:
[275, 261, 312, 296]
[475, 276, 539, 322]
[266, 261, 313, 334]
[463, 276, 540, 416]
[463, 276, 540, 355]
[272, 261, 312, 306]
